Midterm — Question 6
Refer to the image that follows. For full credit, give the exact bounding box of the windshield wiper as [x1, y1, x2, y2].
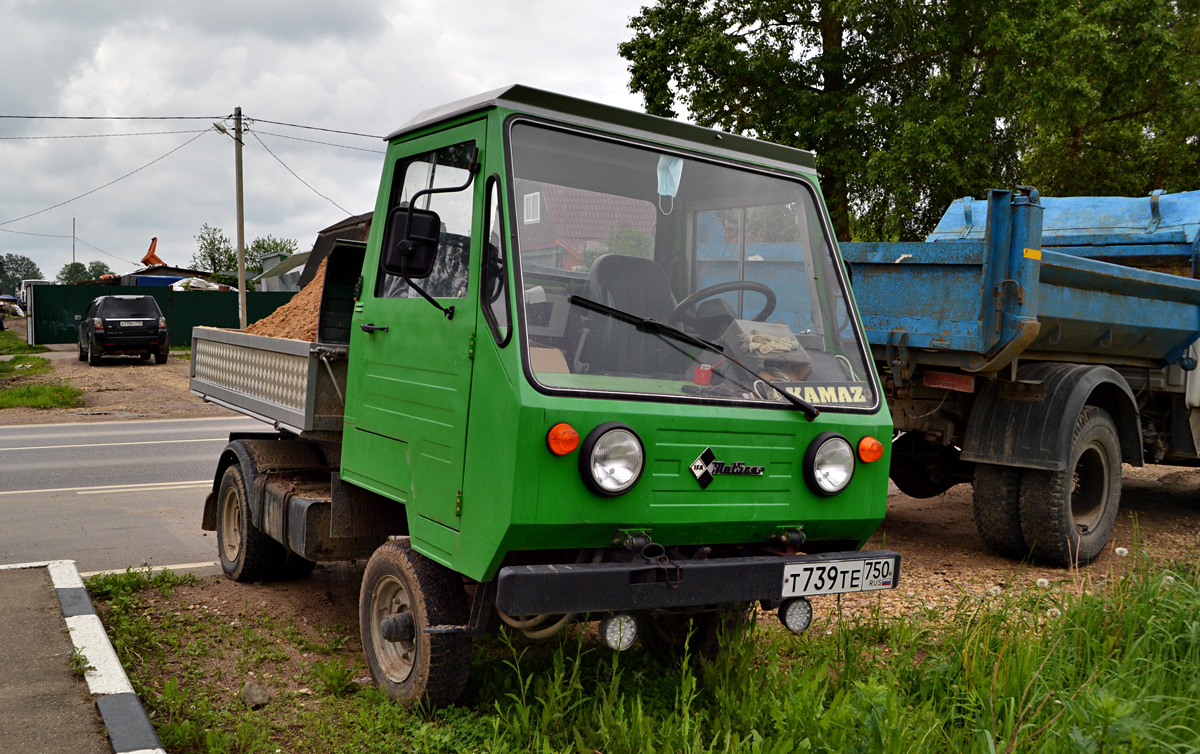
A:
[568, 295, 820, 421]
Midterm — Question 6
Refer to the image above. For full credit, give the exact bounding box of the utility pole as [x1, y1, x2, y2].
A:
[234, 106, 247, 329]
[72, 218, 76, 284]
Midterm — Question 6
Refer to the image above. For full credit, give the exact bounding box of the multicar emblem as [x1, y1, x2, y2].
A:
[690, 447, 765, 490]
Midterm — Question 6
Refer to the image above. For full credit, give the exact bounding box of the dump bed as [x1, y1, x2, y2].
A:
[188, 240, 364, 434]
[840, 189, 1200, 378]
[190, 328, 347, 433]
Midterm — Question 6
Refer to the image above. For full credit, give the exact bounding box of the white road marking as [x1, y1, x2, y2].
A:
[65, 613, 135, 696]
[75, 482, 210, 495]
[79, 561, 218, 578]
[0, 480, 210, 497]
[0, 437, 228, 452]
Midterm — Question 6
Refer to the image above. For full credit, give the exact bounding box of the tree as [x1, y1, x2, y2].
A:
[249, 235, 299, 263]
[581, 220, 654, 269]
[56, 262, 87, 284]
[619, 0, 1200, 241]
[190, 224, 237, 274]
[56, 260, 115, 284]
[0, 253, 43, 296]
[87, 261, 113, 279]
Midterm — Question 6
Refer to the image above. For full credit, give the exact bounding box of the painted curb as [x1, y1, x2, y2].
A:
[0, 560, 165, 754]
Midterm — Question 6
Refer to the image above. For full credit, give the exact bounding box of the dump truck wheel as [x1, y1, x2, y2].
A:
[360, 539, 471, 706]
[216, 464, 275, 582]
[1019, 407, 1121, 566]
[972, 464, 1028, 559]
[87, 337, 101, 366]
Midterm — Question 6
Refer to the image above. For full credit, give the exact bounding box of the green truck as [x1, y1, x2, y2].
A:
[191, 85, 899, 706]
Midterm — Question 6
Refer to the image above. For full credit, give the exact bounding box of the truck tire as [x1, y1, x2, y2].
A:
[216, 464, 276, 582]
[87, 337, 101, 366]
[1019, 406, 1121, 566]
[271, 552, 317, 581]
[972, 464, 1028, 559]
[360, 539, 471, 707]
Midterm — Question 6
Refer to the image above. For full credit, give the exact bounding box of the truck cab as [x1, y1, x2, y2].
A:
[194, 85, 897, 706]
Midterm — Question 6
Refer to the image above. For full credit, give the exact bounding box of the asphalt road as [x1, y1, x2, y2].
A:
[0, 416, 265, 573]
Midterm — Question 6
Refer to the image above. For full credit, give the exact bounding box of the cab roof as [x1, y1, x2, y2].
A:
[385, 84, 818, 174]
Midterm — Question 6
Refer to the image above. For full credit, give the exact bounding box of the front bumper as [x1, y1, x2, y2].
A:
[495, 549, 901, 615]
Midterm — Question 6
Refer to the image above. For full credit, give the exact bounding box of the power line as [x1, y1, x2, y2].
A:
[0, 129, 208, 141]
[251, 129, 386, 154]
[246, 129, 352, 215]
[75, 237, 138, 267]
[0, 227, 72, 238]
[0, 130, 211, 227]
[247, 117, 383, 139]
[0, 115, 226, 121]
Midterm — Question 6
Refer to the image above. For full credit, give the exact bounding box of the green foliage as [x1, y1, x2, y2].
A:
[68, 647, 95, 677]
[0, 355, 52, 380]
[0, 330, 48, 355]
[55, 260, 115, 284]
[0, 383, 81, 409]
[582, 220, 655, 268]
[85, 566, 198, 602]
[311, 657, 356, 696]
[620, 0, 1200, 241]
[191, 224, 237, 274]
[249, 235, 299, 263]
[0, 253, 44, 296]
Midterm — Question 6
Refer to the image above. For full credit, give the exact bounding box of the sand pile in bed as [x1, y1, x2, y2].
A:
[244, 259, 326, 341]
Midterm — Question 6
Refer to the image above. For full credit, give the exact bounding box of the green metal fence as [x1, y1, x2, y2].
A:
[28, 285, 296, 348]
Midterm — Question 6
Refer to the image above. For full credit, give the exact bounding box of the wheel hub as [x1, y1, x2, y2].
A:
[220, 487, 242, 562]
[371, 574, 416, 682]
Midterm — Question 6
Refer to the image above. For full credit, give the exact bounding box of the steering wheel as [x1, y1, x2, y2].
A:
[668, 280, 777, 326]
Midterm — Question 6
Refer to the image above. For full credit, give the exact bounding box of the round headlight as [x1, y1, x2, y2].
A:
[579, 423, 644, 496]
[803, 432, 855, 496]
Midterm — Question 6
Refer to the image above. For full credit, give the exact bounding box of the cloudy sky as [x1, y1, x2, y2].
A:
[0, 0, 650, 281]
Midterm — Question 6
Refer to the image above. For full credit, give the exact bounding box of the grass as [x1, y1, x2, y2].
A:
[0, 355, 53, 380]
[0, 383, 82, 409]
[0, 328, 48, 354]
[87, 558, 1200, 754]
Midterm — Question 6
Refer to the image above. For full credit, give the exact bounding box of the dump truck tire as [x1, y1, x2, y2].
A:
[972, 464, 1028, 559]
[360, 539, 471, 707]
[1019, 407, 1121, 566]
[216, 464, 277, 582]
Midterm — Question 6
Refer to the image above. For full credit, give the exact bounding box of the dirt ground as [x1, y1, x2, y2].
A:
[0, 317, 235, 424]
[5, 313, 1199, 633]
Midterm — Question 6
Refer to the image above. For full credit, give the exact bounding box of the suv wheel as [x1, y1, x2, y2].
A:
[87, 337, 101, 366]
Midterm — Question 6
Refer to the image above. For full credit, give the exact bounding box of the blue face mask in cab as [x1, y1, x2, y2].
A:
[657, 155, 683, 214]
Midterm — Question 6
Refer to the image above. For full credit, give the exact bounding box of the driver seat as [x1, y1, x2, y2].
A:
[579, 254, 682, 377]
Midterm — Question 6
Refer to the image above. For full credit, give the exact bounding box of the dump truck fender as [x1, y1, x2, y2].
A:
[959, 362, 1142, 472]
[200, 434, 326, 531]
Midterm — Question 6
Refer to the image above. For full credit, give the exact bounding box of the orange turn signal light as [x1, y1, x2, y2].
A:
[858, 436, 884, 463]
[547, 423, 580, 455]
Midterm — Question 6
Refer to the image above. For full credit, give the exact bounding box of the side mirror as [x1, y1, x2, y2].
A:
[381, 206, 441, 279]
[74, 314, 82, 321]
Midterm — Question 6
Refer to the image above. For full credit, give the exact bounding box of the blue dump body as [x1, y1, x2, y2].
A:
[841, 189, 1200, 378]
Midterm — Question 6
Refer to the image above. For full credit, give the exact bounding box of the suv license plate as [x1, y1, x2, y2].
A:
[781, 557, 897, 597]
[119, 321, 141, 327]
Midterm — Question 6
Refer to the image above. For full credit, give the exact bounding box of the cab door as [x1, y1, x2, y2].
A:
[342, 121, 485, 533]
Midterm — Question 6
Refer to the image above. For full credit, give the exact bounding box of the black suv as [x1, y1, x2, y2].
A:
[76, 295, 169, 365]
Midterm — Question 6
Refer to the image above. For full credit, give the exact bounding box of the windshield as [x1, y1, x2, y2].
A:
[508, 121, 876, 411]
[100, 298, 160, 318]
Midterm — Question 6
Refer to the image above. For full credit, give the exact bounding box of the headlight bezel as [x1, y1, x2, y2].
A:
[803, 431, 856, 496]
[578, 422, 645, 497]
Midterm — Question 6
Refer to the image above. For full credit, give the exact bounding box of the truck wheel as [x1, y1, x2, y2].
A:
[216, 464, 275, 582]
[1019, 406, 1122, 566]
[890, 433, 972, 499]
[87, 337, 101, 366]
[360, 539, 471, 706]
[972, 464, 1028, 559]
[271, 552, 316, 580]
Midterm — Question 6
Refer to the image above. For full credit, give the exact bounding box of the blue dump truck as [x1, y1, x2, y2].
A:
[841, 188, 1200, 566]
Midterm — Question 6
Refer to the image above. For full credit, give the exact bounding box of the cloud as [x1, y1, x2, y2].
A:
[0, 0, 648, 278]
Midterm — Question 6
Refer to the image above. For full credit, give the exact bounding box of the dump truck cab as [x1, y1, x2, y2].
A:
[194, 85, 897, 706]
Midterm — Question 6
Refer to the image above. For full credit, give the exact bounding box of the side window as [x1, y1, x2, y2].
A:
[376, 140, 476, 299]
[481, 175, 511, 345]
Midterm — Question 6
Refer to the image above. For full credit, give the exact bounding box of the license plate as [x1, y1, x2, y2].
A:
[119, 321, 141, 327]
[781, 557, 897, 597]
